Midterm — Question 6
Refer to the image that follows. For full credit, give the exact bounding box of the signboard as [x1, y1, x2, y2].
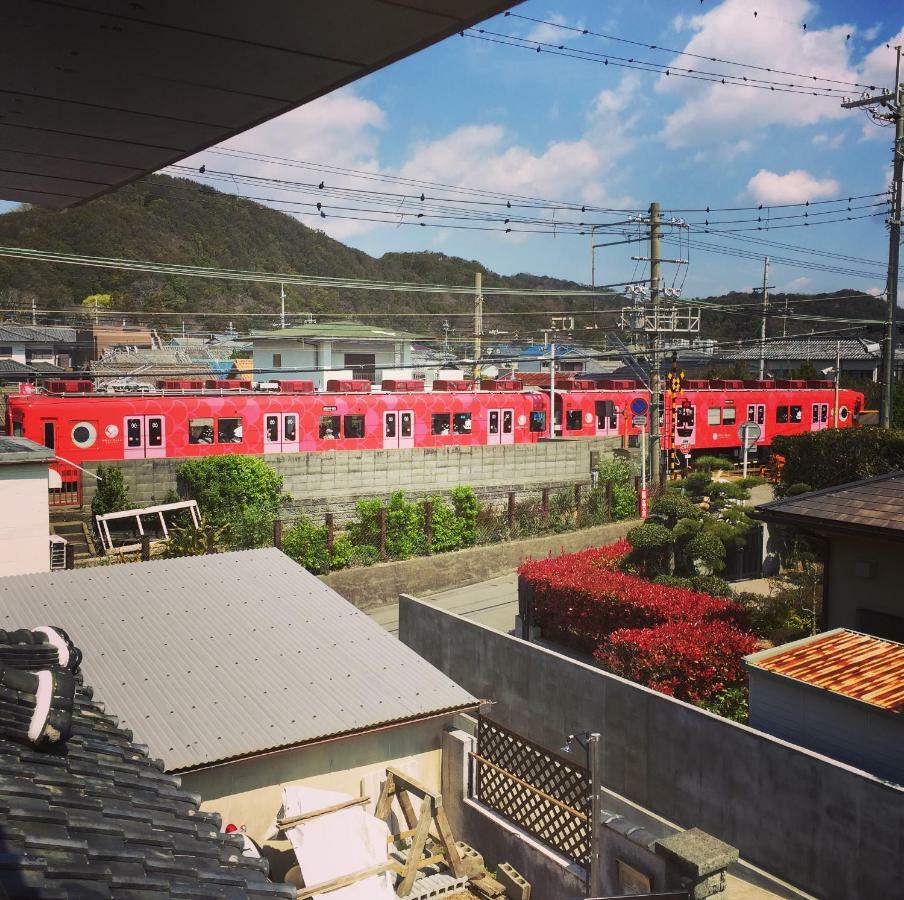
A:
[632, 415, 648, 427]
[630, 397, 649, 415]
[640, 487, 648, 519]
[738, 421, 761, 448]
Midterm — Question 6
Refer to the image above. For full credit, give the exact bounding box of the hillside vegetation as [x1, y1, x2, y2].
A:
[0, 173, 885, 343]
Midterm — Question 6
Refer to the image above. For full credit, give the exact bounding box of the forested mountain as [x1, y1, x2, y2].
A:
[0, 173, 886, 345]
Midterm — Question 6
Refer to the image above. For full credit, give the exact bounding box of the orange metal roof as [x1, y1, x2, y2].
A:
[233, 358, 253, 382]
[752, 630, 904, 713]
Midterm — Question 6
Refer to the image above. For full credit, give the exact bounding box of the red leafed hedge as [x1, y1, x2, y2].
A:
[594, 621, 758, 706]
[519, 540, 747, 654]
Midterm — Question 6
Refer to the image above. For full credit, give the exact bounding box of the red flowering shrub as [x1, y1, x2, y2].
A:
[594, 621, 757, 709]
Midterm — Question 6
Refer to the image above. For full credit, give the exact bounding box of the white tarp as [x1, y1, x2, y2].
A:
[283, 785, 395, 900]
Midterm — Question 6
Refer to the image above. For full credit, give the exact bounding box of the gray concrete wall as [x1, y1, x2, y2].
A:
[81, 438, 621, 519]
[400, 598, 904, 900]
[321, 519, 638, 608]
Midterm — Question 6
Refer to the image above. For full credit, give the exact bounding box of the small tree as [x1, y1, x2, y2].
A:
[91, 465, 130, 527]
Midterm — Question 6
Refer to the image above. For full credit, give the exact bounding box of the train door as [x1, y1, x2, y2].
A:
[810, 402, 829, 432]
[264, 412, 300, 453]
[746, 403, 766, 441]
[41, 420, 56, 451]
[383, 410, 415, 449]
[673, 399, 696, 448]
[595, 400, 618, 436]
[124, 415, 166, 459]
[487, 409, 515, 445]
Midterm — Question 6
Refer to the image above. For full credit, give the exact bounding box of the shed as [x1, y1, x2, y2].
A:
[0, 548, 478, 840]
[745, 629, 904, 784]
[0, 436, 53, 576]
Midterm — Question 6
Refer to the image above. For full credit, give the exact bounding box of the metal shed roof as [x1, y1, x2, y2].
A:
[1, 0, 516, 208]
[0, 549, 477, 771]
[722, 338, 880, 361]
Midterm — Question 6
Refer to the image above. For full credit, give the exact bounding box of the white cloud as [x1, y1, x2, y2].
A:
[866, 286, 884, 297]
[863, 24, 881, 42]
[747, 169, 840, 204]
[812, 132, 845, 150]
[784, 276, 812, 292]
[524, 13, 570, 45]
[657, 0, 857, 147]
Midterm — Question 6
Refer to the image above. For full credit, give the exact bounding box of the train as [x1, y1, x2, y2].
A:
[6, 375, 864, 504]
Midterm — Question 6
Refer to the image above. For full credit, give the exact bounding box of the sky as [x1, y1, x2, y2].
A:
[5, 0, 904, 300]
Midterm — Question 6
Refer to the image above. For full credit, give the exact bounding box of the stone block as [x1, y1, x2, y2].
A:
[655, 828, 737, 900]
[497, 862, 531, 900]
[454, 841, 484, 879]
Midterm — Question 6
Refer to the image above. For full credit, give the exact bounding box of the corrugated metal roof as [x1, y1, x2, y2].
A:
[0, 549, 477, 771]
[722, 338, 880, 361]
[747, 629, 904, 713]
[0, 436, 55, 465]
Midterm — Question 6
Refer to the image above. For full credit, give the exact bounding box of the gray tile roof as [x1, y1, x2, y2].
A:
[0, 549, 477, 771]
[0, 323, 77, 343]
[0, 436, 55, 465]
[754, 472, 904, 540]
[722, 338, 881, 361]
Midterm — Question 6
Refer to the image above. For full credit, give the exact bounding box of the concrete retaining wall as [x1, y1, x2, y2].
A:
[320, 519, 638, 609]
[400, 598, 904, 900]
[80, 438, 621, 519]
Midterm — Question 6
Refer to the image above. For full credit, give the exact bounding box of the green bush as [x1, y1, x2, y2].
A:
[694, 455, 731, 472]
[348, 544, 380, 567]
[596, 456, 638, 519]
[652, 574, 694, 590]
[175, 456, 284, 526]
[736, 476, 766, 489]
[785, 482, 812, 496]
[424, 495, 465, 553]
[450, 486, 480, 546]
[222, 505, 275, 551]
[91, 465, 130, 522]
[735, 588, 812, 641]
[347, 492, 423, 559]
[690, 574, 733, 597]
[282, 515, 331, 574]
[686, 530, 727, 572]
[549, 489, 577, 533]
[160, 522, 225, 559]
[626, 521, 673, 575]
[650, 493, 700, 528]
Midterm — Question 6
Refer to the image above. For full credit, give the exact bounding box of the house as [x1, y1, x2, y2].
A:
[0, 357, 66, 384]
[753, 473, 904, 639]
[0, 548, 479, 847]
[719, 337, 881, 380]
[0, 322, 77, 369]
[489, 342, 614, 375]
[250, 323, 420, 388]
[745, 629, 904, 784]
[0, 624, 293, 898]
[73, 323, 156, 367]
[0, 436, 53, 576]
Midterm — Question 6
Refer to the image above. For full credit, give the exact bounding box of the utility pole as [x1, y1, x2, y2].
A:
[473, 271, 483, 384]
[758, 257, 770, 380]
[833, 338, 841, 428]
[280, 282, 286, 329]
[842, 47, 902, 428]
[649, 202, 662, 487]
[31, 297, 36, 326]
[548, 342, 556, 440]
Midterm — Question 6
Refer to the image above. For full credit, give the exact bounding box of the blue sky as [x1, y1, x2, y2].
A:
[6, 0, 903, 299]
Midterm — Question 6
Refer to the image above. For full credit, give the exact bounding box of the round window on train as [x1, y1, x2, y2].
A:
[71, 421, 97, 448]
[839, 406, 849, 422]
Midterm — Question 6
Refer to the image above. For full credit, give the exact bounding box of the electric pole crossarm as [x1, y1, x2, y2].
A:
[842, 92, 896, 108]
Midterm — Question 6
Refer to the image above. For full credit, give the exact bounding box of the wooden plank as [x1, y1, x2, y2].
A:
[278, 795, 370, 828]
[395, 795, 432, 897]
[386, 766, 441, 805]
[387, 827, 419, 843]
[295, 860, 398, 899]
[374, 773, 395, 821]
[397, 789, 419, 830]
[434, 807, 466, 879]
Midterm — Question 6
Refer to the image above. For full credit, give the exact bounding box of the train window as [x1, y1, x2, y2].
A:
[596, 400, 617, 429]
[384, 414, 396, 438]
[319, 415, 340, 439]
[12, 418, 23, 437]
[722, 407, 736, 425]
[344, 415, 365, 438]
[776, 406, 789, 424]
[707, 408, 721, 426]
[217, 418, 242, 443]
[529, 411, 547, 433]
[452, 412, 472, 434]
[265, 415, 279, 442]
[566, 409, 583, 431]
[147, 417, 163, 447]
[71, 421, 97, 449]
[432, 413, 451, 435]
[272, 353, 282, 368]
[43, 421, 56, 450]
[489, 411, 500, 434]
[285, 415, 298, 441]
[839, 406, 849, 422]
[401, 413, 412, 438]
[126, 419, 142, 448]
[503, 410, 513, 433]
[790, 405, 802, 423]
[189, 417, 215, 444]
[812, 405, 820, 423]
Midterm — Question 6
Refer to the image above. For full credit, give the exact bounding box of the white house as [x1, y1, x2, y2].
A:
[250, 322, 419, 388]
[0, 324, 77, 368]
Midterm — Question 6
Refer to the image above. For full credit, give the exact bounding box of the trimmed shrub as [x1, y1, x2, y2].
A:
[91, 465, 130, 522]
[176, 456, 284, 525]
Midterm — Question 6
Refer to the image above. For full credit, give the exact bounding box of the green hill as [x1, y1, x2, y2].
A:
[0, 173, 886, 346]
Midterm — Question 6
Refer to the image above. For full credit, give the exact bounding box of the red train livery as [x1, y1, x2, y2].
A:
[5, 376, 863, 504]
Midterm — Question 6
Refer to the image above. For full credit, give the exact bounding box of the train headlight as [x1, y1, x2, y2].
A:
[71, 421, 97, 448]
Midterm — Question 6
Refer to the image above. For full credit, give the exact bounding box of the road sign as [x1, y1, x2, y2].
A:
[738, 421, 761, 448]
[632, 415, 648, 427]
[630, 397, 649, 415]
[639, 487, 648, 519]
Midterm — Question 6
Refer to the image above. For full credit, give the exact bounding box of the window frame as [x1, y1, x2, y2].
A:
[707, 407, 721, 426]
[529, 410, 547, 433]
[343, 414, 366, 439]
[216, 417, 243, 444]
[319, 414, 341, 439]
[565, 409, 584, 431]
[452, 412, 472, 435]
[722, 406, 737, 425]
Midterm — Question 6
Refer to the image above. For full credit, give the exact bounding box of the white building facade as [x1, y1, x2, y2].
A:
[0, 437, 54, 576]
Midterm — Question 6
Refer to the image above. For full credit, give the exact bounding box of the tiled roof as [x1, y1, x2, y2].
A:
[0, 436, 55, 465]
[251, 322, 419, 341]
[746, 629, 904, 713]
[722, 338, 880, 361]
[0, 360, 35, 375]
[0, 323, 76, 344]
[0, 549, 478, 771]
[753, 472, 904, 539]
[0, 626, 293, 898]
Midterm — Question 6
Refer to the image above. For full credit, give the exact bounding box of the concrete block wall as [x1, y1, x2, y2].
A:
[400, 597, 904, 900]
[81, 438, 622, 518]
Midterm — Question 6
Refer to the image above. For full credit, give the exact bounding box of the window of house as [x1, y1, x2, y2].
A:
[344, 415, 365, 438]
[452, 412, 472, 434]
[272, 353, 282, 368]
[344, 353, 376, 383]
[529, 411, 547, 433]
[722, 406, 736, 425]
[319, 415, 341, 439]
[432, 413, 451, 435]
[217, 417, 242, 443]
[707, 408, 721, 426]
[566, 409, 583, 431]
[0, 346, 12, 356]
[776, 406, 789, 424]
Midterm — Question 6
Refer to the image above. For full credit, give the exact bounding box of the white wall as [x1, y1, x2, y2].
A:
[0, 463, 50, 576]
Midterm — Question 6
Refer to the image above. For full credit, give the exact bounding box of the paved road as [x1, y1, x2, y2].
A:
[369, 572, 519, 636]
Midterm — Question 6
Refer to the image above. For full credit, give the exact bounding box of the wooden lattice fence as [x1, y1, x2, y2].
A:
[472, 716, 590, 865]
